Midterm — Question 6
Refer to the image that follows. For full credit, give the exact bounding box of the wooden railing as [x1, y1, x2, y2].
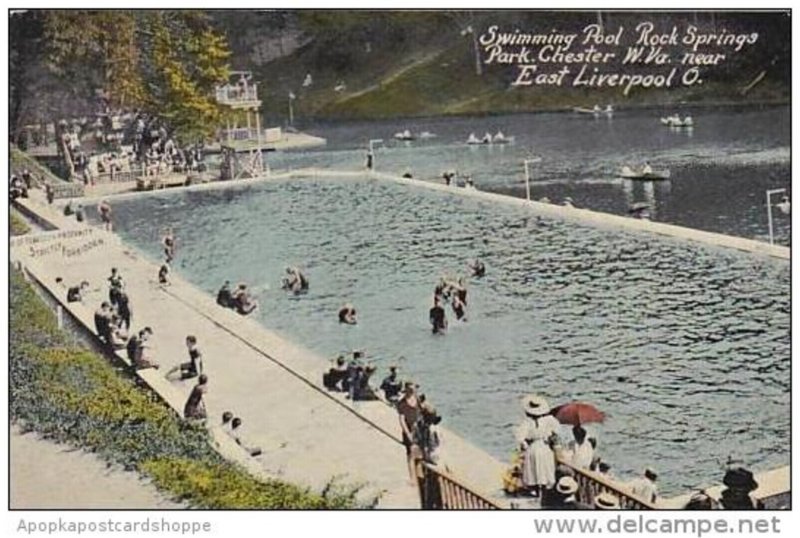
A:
[92, 167, 143, 184]
[556, 455, 657, 510]
[216, 85, 259, 105]
[417, 461, 501, 510]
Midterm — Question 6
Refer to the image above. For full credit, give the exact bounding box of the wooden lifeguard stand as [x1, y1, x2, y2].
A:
[215, 71, 266, 179]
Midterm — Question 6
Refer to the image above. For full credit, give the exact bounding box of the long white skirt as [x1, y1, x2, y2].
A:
[522, 440, 556, 488]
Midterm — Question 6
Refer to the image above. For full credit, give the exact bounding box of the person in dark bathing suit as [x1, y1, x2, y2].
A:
[162, 229, 176, 263]
[429, 298, 447, 334]
[183, 374, 209, 420]
[216, 281, 233, 308]
[338, 303, 357, 324]
[167, 335, 204, 380]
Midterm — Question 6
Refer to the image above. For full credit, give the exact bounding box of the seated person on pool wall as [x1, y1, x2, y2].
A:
[216, 280, 233, 308]
[323, 355, 348, 391]
[231, 283, 258, 315]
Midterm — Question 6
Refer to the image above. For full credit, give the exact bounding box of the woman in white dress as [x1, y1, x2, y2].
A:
[516, 395, 559, 496]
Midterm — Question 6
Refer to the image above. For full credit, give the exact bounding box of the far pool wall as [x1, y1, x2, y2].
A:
[75, 166, 791, 261]
[365, 169, 788, 261]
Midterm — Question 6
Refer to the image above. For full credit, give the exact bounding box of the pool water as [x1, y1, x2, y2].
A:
[109, 176, 790, 495]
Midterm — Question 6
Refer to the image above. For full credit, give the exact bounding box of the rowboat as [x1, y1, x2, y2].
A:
[660, 115, 694, 128]
[619, 166, 671, 180]
[574, 105, 614, 116]
[394, 129, 416, 141]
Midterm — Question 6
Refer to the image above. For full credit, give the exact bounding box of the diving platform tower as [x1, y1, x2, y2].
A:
[215, 71, 267, 179]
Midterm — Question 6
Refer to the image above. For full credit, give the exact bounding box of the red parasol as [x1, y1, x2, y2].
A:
[553, 402, 605, 426]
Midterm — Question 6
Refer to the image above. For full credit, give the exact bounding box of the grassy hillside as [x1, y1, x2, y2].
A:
[233, 11, 789, 123]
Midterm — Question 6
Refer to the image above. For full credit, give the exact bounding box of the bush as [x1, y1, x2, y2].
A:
[9, 269, 362, 509]
[10, 210, 31, 236]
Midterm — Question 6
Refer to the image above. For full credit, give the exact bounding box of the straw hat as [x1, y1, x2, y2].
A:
[594, 492, 620, 510]
[521, 395, 550, 417]
[556, 476, 578, 495]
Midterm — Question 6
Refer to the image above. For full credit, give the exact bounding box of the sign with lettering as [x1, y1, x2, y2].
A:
[49, 181, 85, 199]
[10, 228, 117, 259]
[479, 22, 762, 96]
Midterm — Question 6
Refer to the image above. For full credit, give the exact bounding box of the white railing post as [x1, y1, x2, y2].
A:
[766, 188, 786, 245]
[523, 157, 542, 203]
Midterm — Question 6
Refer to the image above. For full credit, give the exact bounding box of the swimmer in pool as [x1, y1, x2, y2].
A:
[338, 303, 357, 325]
[429, 298, 447, 335]
[468, 258, 486, 278]
[451, 293, 467, 321]
[282, 266, 309, 294]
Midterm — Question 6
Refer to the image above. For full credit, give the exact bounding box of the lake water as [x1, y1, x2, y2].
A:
[109, 176, 790, 496]
[264, 106, 791, 246]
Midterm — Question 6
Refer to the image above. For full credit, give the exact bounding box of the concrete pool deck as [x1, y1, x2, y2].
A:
[11, 190, 515, 509]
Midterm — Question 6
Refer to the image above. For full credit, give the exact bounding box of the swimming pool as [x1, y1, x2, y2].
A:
[109, 176, 790, 495]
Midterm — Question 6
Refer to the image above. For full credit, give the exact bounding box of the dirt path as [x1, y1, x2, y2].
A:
[10, 426, 184, 509]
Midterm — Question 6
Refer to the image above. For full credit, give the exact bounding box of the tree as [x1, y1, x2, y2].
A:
[43, 10, 147, 110]
[11, 10, 231, 145]
[145, 11, 231, 143]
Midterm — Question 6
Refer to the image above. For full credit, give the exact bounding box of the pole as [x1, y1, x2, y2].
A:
[523, 158, 541, 203]
[368, 139, 383, 171]
[766, 188, 785, 245]
[524, 161, 531, 202]
[766, 190, 774, 245]
[288, 98, 294, 127]
[471, 32, 483, 76]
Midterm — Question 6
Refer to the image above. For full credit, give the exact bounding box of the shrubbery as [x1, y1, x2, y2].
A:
[10, 269, 364, 508]
[11, 210, 31, 236]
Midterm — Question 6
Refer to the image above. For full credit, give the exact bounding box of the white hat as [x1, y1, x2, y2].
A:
[556, 476, 578, 495]
[594, 492, 620, 510]
[521, 395, 550, 417]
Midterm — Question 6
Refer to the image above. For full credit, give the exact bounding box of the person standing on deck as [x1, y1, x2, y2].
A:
[516, 395, 559, 497]
[98, 199, 112, 231]
[107, 268, 124, 306]
[116, 290, 132, 330]
[162, 228, 176, 264]
[570, 425, 594, 470]
[396, 382, 423, 482]
[93, 302, 113, 345]
[629, 468, 659, 504]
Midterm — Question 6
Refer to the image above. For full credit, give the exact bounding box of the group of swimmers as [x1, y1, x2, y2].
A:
[213, 267, 310, 317]
[322, 350, 378, 401]
[429, 259, 486, 334]
[216, 281, 259, 316]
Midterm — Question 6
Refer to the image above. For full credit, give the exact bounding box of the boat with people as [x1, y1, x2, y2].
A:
[619, 164, 671, 181]
[660, 115, 694, 128]
[466, 131, 514, 145]
[393, 129, 416, 141]
[492, 131, 515, 144]
[573, 104, 614, 117]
